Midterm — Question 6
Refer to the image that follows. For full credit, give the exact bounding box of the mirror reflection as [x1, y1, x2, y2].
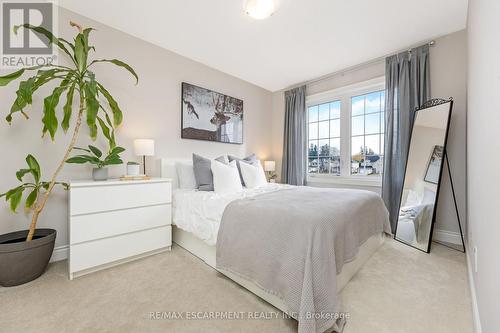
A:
[395, 101, 451, 252]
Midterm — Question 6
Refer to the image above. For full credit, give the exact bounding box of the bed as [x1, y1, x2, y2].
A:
[396, 187, 436, 245]
[159, 158, 390, 332]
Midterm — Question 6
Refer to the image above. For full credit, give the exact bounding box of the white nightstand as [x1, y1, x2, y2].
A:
[68, 178, 172, 279]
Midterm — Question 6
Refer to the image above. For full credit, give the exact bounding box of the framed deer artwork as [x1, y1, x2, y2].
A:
[181, 82, 244, 144]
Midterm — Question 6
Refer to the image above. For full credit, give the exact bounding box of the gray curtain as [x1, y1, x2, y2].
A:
[382, 45, 430, 232]
[282, 85, 307, 185]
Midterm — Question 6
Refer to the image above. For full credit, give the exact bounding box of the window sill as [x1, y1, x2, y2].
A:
[307, 175, 382, 188]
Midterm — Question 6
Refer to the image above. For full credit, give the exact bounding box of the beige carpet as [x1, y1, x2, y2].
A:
[0, 239, 472, 333]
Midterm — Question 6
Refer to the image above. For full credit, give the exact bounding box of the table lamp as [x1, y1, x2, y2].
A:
[134, 139, 155, 175]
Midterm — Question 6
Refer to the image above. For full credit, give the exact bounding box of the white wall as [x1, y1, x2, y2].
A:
[431, 30, 467, 238]
[0, 8, 273, 248]
[404, 125, 443, 192]
[270, 30, 467, 236]
[467, 0, 500, 332]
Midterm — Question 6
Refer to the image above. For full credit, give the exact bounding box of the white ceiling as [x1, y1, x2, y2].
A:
[59, 0, 468, 92]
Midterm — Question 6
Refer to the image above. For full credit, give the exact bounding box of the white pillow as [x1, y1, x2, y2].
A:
[239, 160, 267, 188]
[211, 160, 243, 194]
[175, 162, 197, 189]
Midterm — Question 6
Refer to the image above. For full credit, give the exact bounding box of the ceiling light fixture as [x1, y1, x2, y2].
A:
[245, 0, 276, 20]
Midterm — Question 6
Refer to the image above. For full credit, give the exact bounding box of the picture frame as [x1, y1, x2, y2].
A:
[181, 82, 244, 144]
[424, 145, 444, 184]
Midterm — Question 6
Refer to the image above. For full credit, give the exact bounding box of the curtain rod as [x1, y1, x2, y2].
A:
[290, 40, 435, 90]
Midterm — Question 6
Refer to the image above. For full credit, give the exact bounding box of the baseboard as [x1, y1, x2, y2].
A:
[50, 244, 68, 263]
[433, 229, 462, 245]
[466, 245, 482, 333]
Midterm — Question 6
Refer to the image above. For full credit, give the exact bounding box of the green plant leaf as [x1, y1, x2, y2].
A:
[84, 74, 99, 140]
[74, 33, 88, 73]
[7, 75, 40, 120]
[6, 69, 66, 124]
[73, 146, 91, 153]
[82, 28, 94, 52]
[16, 76, 37, 105]
[14, 24, 74, 61]
[97, 83, 122, 126]
[5, 186, 22, 201]
[42, 182, 69, 191]
[66, 154, 101, 165]
[89, 156, 101, 164]
[42, 76, 72, 140]
[7, 97, 27, 123]
[110, 146, 125, 155]
[0, 64, 51, 92]
[104, 111, 116, 148]
[34, 69, 66, 89]
[89, 123, 98, 141]
[25, 188, 38, 210]
[97, 116, 115, 149]
[42, 88, 64, 140]
[62, 82, 76, 133]
[9, 187, 24, 213]
[104, 158, 123, 165]
[73, 28, 94, 72]
[88, 145, 102, 158]
[90, 59, 138, 84]
[59, 38, 75, 52]
[41, 181, 68, 191]
[25, 154, 41, 183]
[0, 69, 25, 87]
[102, 144, 124, 162]
[66, 156, 92, 164]
[16, 168, 31, 181]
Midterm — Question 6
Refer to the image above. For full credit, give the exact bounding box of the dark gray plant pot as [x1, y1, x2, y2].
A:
[92, 167, 108, 181]
[0, 229, 56, 287]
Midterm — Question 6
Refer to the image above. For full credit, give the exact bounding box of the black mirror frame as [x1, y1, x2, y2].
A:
[393, 97, 454, 253]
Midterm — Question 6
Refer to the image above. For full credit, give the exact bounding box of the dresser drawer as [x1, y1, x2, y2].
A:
[70, 181, 171, 215]
[70, 204, 171, 244]
[70, 225, 171, 274]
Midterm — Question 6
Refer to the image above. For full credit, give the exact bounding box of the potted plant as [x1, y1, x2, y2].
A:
[66, 145, 125, 181]
[0, 22, 137, 286]
[126, 161, 141, 176]
[0, 155, 68, 286]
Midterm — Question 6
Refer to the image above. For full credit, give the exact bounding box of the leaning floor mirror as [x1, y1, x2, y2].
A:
[394, 98, 453, 253]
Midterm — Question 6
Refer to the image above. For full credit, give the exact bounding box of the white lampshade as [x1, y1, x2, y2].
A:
[245, 0, 276, 20]
[134, 139, 155, 156]
[264, 160, 276, 172]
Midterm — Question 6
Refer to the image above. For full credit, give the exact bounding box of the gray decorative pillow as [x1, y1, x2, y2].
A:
[228, 154, 258, 185]
[192, 154, 227, 191]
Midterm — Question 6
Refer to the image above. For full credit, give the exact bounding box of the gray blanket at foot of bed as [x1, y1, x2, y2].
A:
[216, 186, 391, 333]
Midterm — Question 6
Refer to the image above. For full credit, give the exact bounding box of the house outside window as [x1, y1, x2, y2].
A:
[308, 100, 341, 175]
[306, 77, 385, 186]
[350, 90, 385, 176]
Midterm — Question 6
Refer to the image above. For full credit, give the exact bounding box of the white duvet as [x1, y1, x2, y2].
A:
[173, 183, 293, 245]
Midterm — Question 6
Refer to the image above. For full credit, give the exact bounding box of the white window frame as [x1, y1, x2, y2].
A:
[306, 76, 385, 187]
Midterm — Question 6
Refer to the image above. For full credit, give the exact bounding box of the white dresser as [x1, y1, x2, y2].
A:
[68, 178, 172, 279]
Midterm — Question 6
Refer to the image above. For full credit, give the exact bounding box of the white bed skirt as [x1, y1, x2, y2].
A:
[172, 225, 386, 315]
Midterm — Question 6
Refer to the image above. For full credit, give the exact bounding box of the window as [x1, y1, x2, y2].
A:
[350, 91, 385, 176]
[308, 101, 341, 175]
[306, 77, 385, 185]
